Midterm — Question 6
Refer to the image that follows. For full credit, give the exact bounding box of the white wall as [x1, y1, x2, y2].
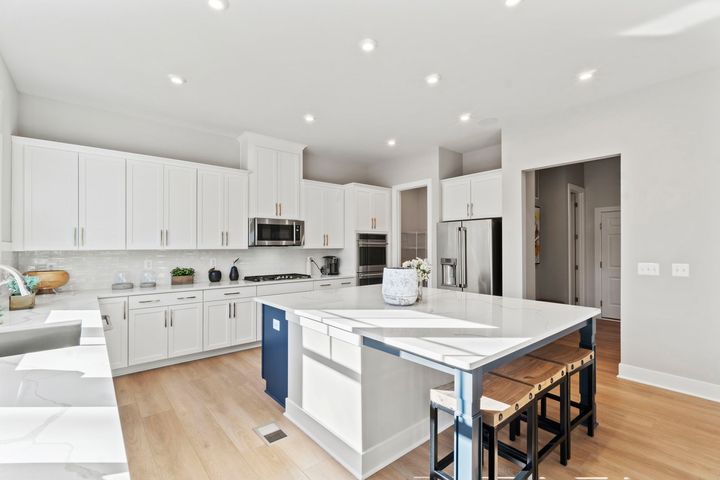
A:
[0, 55, 18, 246]
[503, 67, 720, 397]
[18, 94, 241, 167]
[462, 144, 501, 175]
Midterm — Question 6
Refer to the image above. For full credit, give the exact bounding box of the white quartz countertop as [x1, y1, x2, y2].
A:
[0, 293, 129, 479]
[255, 285, 601, 371]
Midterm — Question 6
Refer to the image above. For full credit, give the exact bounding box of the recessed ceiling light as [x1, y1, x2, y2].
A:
[459, 113, 472, 123]
[208, 0, 229, 11]
[303, 113, 315, 124]
[577, 69, 597, 82]
[505, 0, 523, 7]
[425, 73, 441, 86]
[387, 138, 397, 147]
[168, 74, 186, 85]
[359, 38, 377, 53]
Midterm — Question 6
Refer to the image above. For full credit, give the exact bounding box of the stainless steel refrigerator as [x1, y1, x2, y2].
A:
[437, 218, 502, 295]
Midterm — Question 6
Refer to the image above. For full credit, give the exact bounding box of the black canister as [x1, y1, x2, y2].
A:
[208, 268, 222, 283]
[229, 257, 240, 281]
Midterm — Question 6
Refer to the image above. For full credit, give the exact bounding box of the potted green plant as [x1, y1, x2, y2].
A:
[171, 267, 195, 285]
[8, 276, 40, 310]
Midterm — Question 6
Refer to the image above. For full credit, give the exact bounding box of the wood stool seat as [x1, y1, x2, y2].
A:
[491, 356, 566, 393]
[430, 375, 534, 427]
[529, 343, 593, 372]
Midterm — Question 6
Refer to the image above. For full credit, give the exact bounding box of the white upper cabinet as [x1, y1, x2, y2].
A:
[301, 180, 345, 249]
[127, 160, 197, 250]
[346, 184, 391, 233]
[441, 169, 502, 221]
[80, 154, 126, 250]
[22, 145, 79, 251]
[239, 132, 305, 219]
[127, 160, 164, 249]
[198, 168, 248, 249]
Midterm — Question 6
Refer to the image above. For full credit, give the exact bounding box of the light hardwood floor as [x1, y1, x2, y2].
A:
[114, 320, 720, 479]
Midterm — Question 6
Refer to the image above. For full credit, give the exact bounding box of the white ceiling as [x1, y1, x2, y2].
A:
[1, 0, 719, 163]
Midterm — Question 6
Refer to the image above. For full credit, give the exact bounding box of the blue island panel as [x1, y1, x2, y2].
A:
[261, 305, 288, 407]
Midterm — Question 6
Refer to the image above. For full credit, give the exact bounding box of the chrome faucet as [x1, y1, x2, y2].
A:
[0, 265, 31, 296]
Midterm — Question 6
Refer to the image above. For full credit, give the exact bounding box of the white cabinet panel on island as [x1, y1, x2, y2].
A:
[99, 297, 128, 370]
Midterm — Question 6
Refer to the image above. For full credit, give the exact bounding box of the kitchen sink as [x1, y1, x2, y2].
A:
[0, 323, 82, 357]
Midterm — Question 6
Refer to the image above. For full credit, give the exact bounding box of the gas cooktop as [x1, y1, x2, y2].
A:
[243, 273, 312, 282]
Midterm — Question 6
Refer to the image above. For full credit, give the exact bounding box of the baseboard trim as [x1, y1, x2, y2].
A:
[618, 363, 720, 403]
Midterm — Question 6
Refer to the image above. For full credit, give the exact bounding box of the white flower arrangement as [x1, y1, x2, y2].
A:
[402, 257, 431, 282]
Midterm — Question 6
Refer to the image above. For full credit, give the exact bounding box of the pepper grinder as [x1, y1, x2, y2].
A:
[229, 257, 240, 281]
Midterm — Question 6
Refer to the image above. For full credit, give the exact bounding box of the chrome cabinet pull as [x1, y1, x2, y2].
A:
[224, 291, 241, 296]
[233, 302, 237, 318]
[165, 229, 169, 246]
[81, 227, 85, 246]
[139, 299, 160, 304]
[177, 296, 196, 300]
[279, 203, 282, 216]
[73, 227, 78, 246]
[470, 203, 474, 217]
[160, 229, 164, 246]
[170, 310, 173, 327]
[164, 310, 168, 328]
[225, 231, 229, 245]
[123, 301, 127, 320]
[320, 283, 331, 287]
[228, 303, 232, 318]
[341, 282, 351, 285]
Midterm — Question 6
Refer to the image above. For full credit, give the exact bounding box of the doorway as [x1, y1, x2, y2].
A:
[391, 179, 433, 285]
[596, 207, 621, 319]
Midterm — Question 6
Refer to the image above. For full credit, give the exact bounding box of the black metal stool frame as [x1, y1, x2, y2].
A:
[429, 398, 539, 480]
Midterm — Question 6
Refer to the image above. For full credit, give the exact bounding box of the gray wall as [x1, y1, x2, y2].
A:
[503, 66, 720, 394]
[462, 144, 501, 175]
[535, 163, 583, 303]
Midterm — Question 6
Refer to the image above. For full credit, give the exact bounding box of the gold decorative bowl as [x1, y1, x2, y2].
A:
[23, 270, 70, 294]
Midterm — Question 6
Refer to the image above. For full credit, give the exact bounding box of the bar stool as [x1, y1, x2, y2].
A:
[492, 356, 569, 466]
[529, 342, 595, 460]
[429, 375, 538, 480]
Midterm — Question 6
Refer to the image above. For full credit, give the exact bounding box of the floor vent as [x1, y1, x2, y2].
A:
[254, 423, 287, 445]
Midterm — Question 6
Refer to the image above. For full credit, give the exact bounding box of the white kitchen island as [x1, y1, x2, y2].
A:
[255, 285, 600, 480]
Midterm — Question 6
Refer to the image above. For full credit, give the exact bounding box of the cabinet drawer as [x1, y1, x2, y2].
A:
[257, 282, 313, 296]
[314, 278, 356, 290]
[129, 291, 202, 309]
[203, 286, 257, 302]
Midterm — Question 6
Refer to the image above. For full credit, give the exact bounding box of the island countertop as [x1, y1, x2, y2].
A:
[0, 292, 129, 479]
[255, 285, 601, 371]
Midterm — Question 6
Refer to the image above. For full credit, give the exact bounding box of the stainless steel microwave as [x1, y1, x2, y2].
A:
[249, 218, 305, 247]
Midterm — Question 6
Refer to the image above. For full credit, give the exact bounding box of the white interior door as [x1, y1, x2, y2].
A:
[197, 170, 224, 249]
[127, 160, 164, 249]
[600, 210, 621, 319]
[79, 154, 126, 250]
[225, 174, 248, 249]
[164, 165, 197, 249]
[23, 146, 79, 250]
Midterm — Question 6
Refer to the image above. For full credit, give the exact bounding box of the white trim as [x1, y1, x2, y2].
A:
[391, 179, 433, 287]
[618, 363, 720, 403]
[594, 206, 620, 311]
[567, 183, 585, 305]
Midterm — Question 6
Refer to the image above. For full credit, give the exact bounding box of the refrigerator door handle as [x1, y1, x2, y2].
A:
[459, 226, 468, 288]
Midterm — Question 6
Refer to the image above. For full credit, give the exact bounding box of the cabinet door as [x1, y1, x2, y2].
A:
[128, 307, 168, 366]
[99, 298, 128, 370]
[197, 170, 224, 249]
[225, 174, 248, 249]
[255, 146, 278, 218]
[323, 187, 344, 248]
[470, 173, 502, 219]
[168, 303, 203, 358]
[127, 160, 164, 249]
[371, 190, 390, 232]
[23, 146, 79, 250]
[233, 299, 256, 345]
[302, 183, 325, 248]
[442, 180, 471, 221]
[355, 189, 373, 231]
[79, 154, 126, 250]
[164, 165, 197, 249]
[276, 151, 300, 219]
[204, 300, 233, 351]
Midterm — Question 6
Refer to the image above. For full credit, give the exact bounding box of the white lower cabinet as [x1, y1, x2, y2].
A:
[128, 303, 202, 366]
[168, 303, 203, 358]
[129, 306, 168, 366]
[99, 297, 128, 370]
[204, 298, 256, 351]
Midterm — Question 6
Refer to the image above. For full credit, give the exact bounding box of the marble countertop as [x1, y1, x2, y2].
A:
[256, 285, 601, 371]
[0, 294, 129, 479]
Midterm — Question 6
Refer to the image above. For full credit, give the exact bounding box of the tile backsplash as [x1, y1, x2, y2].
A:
[18, 248, 345, 291]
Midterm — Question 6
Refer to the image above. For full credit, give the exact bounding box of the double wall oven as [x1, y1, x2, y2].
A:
[357, 233, 387, 285]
